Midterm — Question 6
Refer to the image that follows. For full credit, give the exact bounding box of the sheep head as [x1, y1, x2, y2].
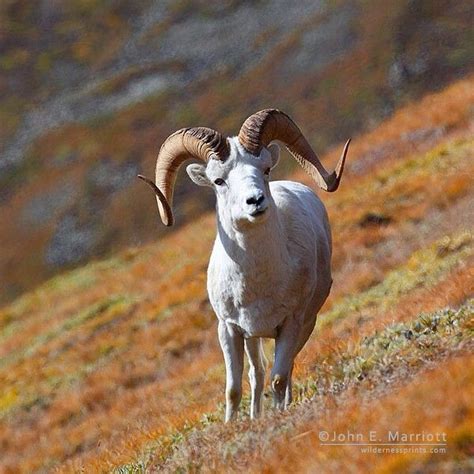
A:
[186, 138, 279, 229]
[139, 109, 350, 226]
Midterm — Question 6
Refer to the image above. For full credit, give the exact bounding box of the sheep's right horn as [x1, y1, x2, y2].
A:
[138, 127, 229, 226]
[238, 109, 350, 192]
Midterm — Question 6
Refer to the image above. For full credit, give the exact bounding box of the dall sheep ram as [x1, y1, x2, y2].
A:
[139, 109, 350, 421]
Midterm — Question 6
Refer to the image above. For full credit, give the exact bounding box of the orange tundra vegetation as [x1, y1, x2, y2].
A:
[259, 354, 474, 474]
[2, 1, 474, 301]
[0, 77, 473, 472]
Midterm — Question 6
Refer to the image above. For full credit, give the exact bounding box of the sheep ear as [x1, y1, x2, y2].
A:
[268, 143, 280, 169]
[186, 163, 211, 187]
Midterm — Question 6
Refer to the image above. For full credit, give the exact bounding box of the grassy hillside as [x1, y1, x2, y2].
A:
[1, 0, 473, 303]
[0, 78, 472, 472]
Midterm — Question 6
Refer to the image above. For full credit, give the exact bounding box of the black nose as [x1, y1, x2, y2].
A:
[246, 194, 265, 206]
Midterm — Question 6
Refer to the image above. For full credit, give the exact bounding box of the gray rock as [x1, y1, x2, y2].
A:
[87, 159, 139, 193]
[45, 212, 98, 267]
[21, 181, 77, 226]
[0, 0, 326, 172]
[279, 5, 357, 79]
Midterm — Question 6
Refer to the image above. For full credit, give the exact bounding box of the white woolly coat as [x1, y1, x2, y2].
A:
[208, 180, 332, 347]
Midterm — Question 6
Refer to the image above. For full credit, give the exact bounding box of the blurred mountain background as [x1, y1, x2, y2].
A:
[1, 0, 473, 302]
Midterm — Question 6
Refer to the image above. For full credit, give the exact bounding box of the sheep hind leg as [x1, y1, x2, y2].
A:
[285, 363, 294, 408]
[245, 338, 267, 419]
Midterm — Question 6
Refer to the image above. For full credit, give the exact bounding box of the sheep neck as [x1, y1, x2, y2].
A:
[216, 205, 289, 274]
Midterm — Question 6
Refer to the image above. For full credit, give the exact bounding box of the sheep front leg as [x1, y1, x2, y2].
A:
[271, 318, 300, 411]
[245, 338, 267, 419]
[218, 320, 244, 422]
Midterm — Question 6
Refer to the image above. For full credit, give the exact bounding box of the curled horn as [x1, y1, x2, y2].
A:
[238, 109, 350, 192]
[138, 127, 229, 226]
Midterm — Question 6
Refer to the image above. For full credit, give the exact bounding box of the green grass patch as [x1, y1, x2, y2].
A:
[0, 255, 136, 337]
[320, 231, 472, 327]
[0, 294, 137, 371]
[314, 299, 473, 394]
[333, 137, 473, 219]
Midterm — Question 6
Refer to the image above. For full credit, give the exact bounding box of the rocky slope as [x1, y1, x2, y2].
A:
[1, 0, 473, 302]
[0, 77, 472, 472]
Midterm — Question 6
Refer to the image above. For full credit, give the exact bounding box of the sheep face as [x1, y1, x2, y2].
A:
[186, 138, 280, 230]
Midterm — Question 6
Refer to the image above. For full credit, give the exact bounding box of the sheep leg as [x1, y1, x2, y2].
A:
[245, 338, 267, 419]
[218, 321, 244, 422]
[285, 363, 294, 407]
[271, 318, 300, 410]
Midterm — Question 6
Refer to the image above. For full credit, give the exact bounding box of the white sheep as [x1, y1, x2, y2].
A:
[139, 109, 350, 421]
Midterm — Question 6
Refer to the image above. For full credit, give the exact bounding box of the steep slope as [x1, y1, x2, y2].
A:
[0, 78, 472, 472]
[1, 0, 473, 303]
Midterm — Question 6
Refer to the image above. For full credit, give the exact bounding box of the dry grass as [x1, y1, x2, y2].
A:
[0, 78, 473, 472]
[154, 298, 473, 472]
[262, 351, 474, 474]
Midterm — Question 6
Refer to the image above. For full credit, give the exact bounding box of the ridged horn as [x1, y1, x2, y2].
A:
[138, 127, 229, 226]
[238, 109, 350, 192]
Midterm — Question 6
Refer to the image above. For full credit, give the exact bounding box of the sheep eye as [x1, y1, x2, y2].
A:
[214, 178, 225, 186]
[264, 168, 271, 176]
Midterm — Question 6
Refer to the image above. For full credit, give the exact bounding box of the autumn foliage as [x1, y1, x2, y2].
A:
[0, 76, 473, 472]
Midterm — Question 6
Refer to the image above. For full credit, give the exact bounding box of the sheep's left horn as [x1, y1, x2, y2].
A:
[238, 109, 350, 192]
[138, 127, 229, 226]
